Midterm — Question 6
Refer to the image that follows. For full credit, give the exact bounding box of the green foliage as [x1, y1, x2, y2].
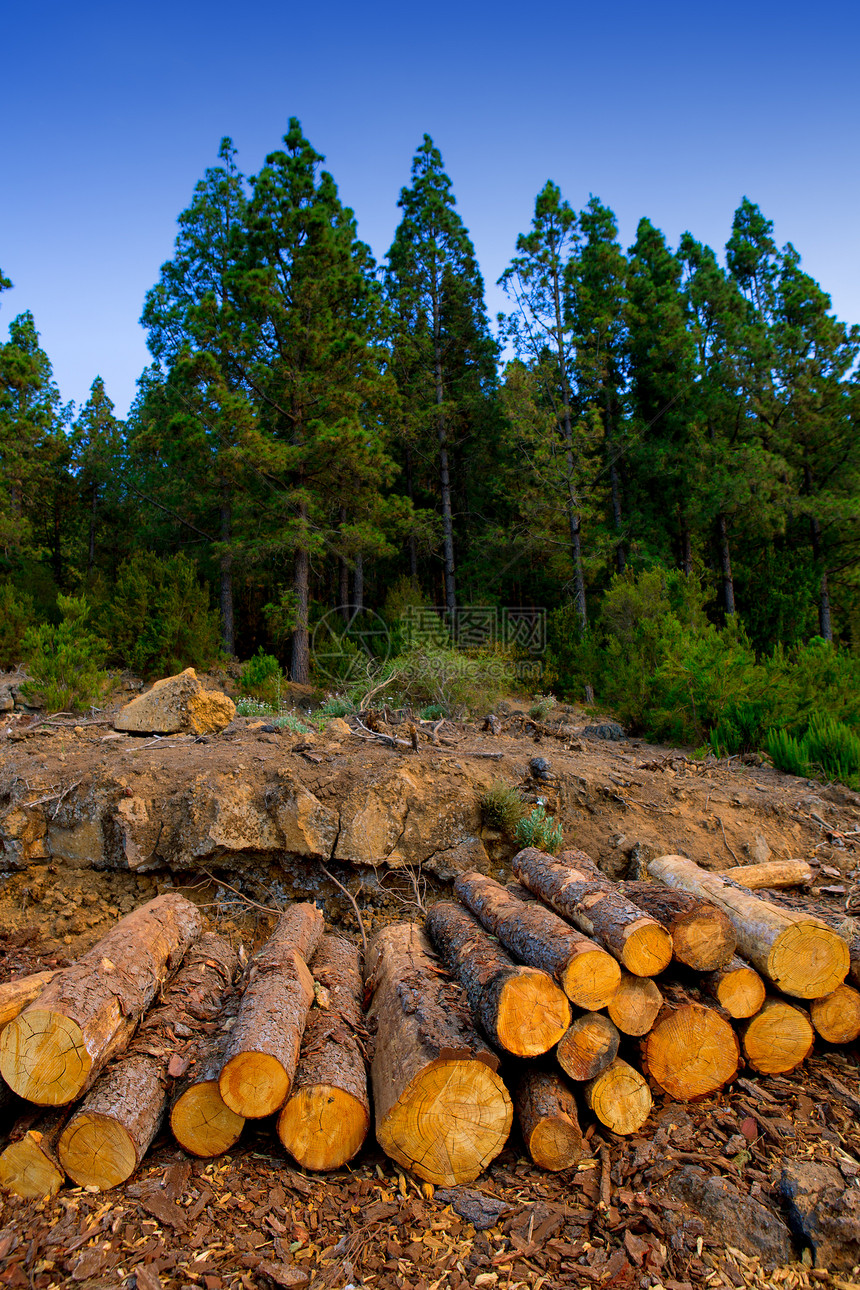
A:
[529, 694, 554, 721]
[318, 695, 356, 719]
[515, 804, 564, 855]
[20, 595, 109, 713]
[769, 712, 860, 789]
[235, 696, 278, 718]
[481, 781, 526, 835]
[709, 701, 769, 756]
[239, 648, 283, 706]
[108, 551, 221, 678]
[385, 642, 512, 716]
[420, 702, 447, 720]
[0, 582, 35, 669]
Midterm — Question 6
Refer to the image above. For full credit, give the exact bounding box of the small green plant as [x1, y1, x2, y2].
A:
[21, 595, 110, 712]
[529, 694, 554, 721]
[421, 702, 448, 720]
[318, 695, 356, 719]
[515, 804, 564, 854]
[766, 727, 810, 779]
[766, 712, 860, 789]
[271, 711, 312, 733]
[480, 781, 526, 835]
[235, 696, 278, 718]
[240, 648, 283, 703]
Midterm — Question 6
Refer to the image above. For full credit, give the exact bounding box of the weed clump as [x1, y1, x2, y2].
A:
[515, 804, 564, 855]
[481, 781, 526, 835]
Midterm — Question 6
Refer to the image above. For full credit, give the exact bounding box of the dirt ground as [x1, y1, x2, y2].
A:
[0, 683, 859, 1289]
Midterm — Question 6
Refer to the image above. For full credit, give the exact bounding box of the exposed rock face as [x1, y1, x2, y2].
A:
[113, 669, 235, 736]
[780, 1161, 860, 1269]
[669, 1165, 795, 1267]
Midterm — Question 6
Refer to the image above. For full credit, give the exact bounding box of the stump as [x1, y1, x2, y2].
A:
[513, 847, 673, 976]
[809, 983, 860, 1044]
[0, 893, 205, 1105]
[454, 872, 620, 1009]
[219, 903, 323, 1119]
[365, 923, 512, 1186]
[584, 1059, 652, 1135]
[742, 999, 815, 1074]
[607, 973, 663, 1037]
[425, 902, 570, 1056]
[516, 1069, 583, 1171]
[620, 882, 736, 970]
[701, 956, 766, 1019]
[276, 935, 369, 1172]
[648, 854, 848, 999]
[641, 989, 740, 1100]
[556, 1012, 620, 1082]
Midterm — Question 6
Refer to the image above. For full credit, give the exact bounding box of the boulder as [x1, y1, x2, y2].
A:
[0, 687, 14, 713]
[113, 668, 235, 736]
[780, 1161, 860, 1270]
[669, 1166, 795, 1267]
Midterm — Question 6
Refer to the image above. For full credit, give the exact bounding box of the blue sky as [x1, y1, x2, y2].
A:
[2, 0, 858, 418]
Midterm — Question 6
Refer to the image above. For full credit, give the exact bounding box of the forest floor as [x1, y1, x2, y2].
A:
[0, 681, 859, 1289]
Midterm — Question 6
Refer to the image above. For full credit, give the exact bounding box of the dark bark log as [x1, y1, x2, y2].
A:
[606, 972, 662, 1037]
[516, 1068, 583, 1171]
[620, 881, 736, 971]
[556, 1012, 620, 1082]
[170, 986, 244, 1158]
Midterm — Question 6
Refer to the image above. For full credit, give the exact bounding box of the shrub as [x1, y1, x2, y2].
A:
[385, 642, 514, 716]
[239, 648, 283, 706]
[515, 804, 564, 854]
[481, 782, 526, 835]
[20, 595, 110, 712]
[709, 700, 769, 757]
[0, 582, 35, 669]
[318, 695, 356, 719]
[529, 694, 554, 721]
[108, 551, 221, 678]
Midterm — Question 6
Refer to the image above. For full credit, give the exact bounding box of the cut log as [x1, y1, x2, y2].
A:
[641, 987, 740, 1100]
[556, 1012, 620, 1082]
[584, 1058, 652, 1135]
[515, 1068, 583, 1171]
[0, 893, 205, 1105]
[607, 973, 663, 1037]
[810, 984, 860, 1045]
[0, 971, 56, 1031]
[454, 871, 620, 1009]
[219, 903, 323, 1119]
[741, 998, 815, 1074]
[276, 935, 369, 1172]
[170, 994, 244, 1158]
[620, 881, 736, 970]
[648, 854, 849, 999]
[425, 902, 570, 1056]
[513, 847, 673, 976]
[701, 956, 766, 1019]
[0, 1110, 67, 1199]
[365, 922, 512, 1186]
[58, 931, 239, 1189]
[718, 860, 813, 889]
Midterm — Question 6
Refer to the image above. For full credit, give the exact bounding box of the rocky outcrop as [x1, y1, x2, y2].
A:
[113, 669, 235, 736]
[669, 1165, 795, 1267]
[780, 1161, 860, 1269]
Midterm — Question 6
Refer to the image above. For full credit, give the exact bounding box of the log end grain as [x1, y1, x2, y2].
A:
[742, 1000, 815, 1074]
[584, 1059, 652, 1135]
[706, 961, 766, 1019]
[0, 1131, 65, 1200]
[607, 974, 663, 1037]
[560, 948, 621, 1011]
[170, 1080, 245, 1158]
[643, 1004, 740, 1100]
[58, 1113, 137, 1190]
[0, 1008, 94, 1105]
[219, 1051, 290, 1119]
[495, 971, 571, 1058]
[376, 1056, 512, 1186]
[621, 920, 673, 977]
[556, 1012, 620, 1083]
[769, 924, 849, 999]
[671, 908, 736, 972]
[277, 1083, 369, 1172]
[810, 984, 860, 1045]
[0, 971, 57, 1032]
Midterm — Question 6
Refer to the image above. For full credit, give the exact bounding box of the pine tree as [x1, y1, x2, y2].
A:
[70, 377, 125, 577]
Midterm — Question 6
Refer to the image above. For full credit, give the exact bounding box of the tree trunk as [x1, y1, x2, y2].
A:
[718, 860, 813, 890]
[809, 984, 860, 1045]
[513, 848, 673, 977]
[619, 881, 736, 971]
[679, 512, 693, 576]
[606, 972, 663, 1037]
[0, 894, 205, 1106]
[338, 507, 350, 622]
[700, 956, 766, 1019]
[364, 923, 511, 1186]
[584, 1059, 652, 1135]
[647, 853, 848, 999]
[641, 986, 740, 1100]
[556, 1011, 620, 1082]
[717, 513, 735, 616]
[741, 998, 814, 1074]
[454, 872, 620, 1009]
[291, 493, 311, 684]
[0, 1110, 67, 1199]
[170, 989, 245, 1158]
[0, 970, 56, 1032]
[405, 447, 418, 580]
[219, 490, 235, 655]
[353, 552, 364, 615]
[433, 291, 456, 623]
[219, 903, 323, 1119]
[276, 935, 369, 1172]
[515, 1069, 583, 1172]
[57, 932, 238, 1189]
[425, 902, 570, 1057]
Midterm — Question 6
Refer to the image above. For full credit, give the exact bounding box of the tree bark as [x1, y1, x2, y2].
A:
[219, 903, 323, 1118]
[556, 1012, 620, 1082]
[57, 932, 238, 1190]
[364, 923, 512, 1186]
[0, 1110, 67, 1199]
[647, 853, 848, 999]
[0, 894, 205, 1106]
[425, 902, 570, 1057]
[513, 848, 673, 977]
[584, 1058, 651, 1135]
[515, 1068, 583, 1172]
[809, 984, 860, 1045]
[453, 872, 620, 1009]
[606, 972, 663, 1037]
[170, 988, 245, 1158]
[717, 513, 735, 616]
[276, 935, 369, 1172]
[717, 860, 813, 890]
[700, 956, 766, 1019]
[640, 985, 740, 1100]
[741, 998, 814, 1074]
[620, 881, 736, 970]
